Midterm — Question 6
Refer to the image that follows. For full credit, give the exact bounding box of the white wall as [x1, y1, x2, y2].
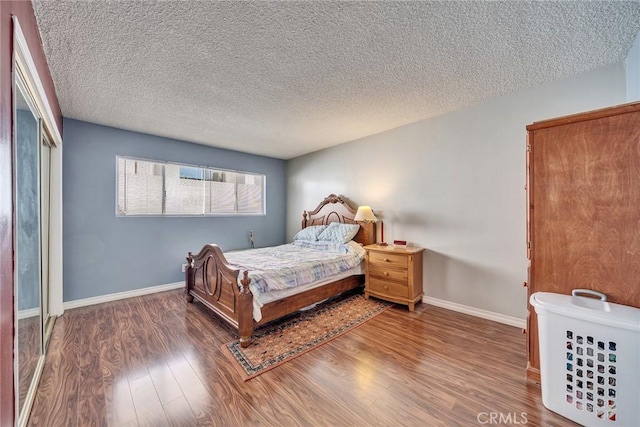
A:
[287, 62, 627, 320]
[626, 31, 640, 102]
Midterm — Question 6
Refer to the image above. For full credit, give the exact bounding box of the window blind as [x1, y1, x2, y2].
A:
[116, 156, 265, 216]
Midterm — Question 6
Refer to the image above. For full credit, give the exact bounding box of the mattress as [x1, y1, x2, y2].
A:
[224, 240, 366, 321]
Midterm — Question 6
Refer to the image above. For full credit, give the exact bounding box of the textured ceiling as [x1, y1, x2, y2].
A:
[33, 1, 640, 159]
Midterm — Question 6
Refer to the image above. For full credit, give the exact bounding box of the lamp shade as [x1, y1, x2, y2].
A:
[354, 206, 378, 222]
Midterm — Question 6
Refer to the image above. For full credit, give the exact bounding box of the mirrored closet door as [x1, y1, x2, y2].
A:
[14, 73, 43, 421]
[14, 67, 56, 427]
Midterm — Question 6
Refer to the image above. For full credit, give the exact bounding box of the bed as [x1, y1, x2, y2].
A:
[185, 194, 376, 347]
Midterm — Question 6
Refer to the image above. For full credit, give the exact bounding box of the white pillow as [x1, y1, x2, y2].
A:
[317, 222, 360, 244]
[293, 225, 327, 241]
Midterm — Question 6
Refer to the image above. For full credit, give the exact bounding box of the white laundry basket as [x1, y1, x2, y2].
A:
[530, 290, 640, 427]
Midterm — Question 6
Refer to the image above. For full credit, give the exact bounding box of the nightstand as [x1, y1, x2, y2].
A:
[363, 244, 424, 311]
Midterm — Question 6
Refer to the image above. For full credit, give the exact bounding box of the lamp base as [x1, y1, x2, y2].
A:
[377, 242, 388, 246]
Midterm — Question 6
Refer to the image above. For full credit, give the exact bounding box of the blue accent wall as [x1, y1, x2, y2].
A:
[63, 118, 286, 302]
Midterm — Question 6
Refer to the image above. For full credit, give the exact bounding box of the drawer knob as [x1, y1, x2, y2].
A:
[384, 258, 390, 262]
[384, 272, 389, 276]
[384, 286, 389, 290]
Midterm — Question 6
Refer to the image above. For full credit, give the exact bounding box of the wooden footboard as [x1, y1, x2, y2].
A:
[185, 244, 254, 347]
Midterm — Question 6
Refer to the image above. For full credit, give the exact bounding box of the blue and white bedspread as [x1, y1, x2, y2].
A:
[224, 240, 365, 294]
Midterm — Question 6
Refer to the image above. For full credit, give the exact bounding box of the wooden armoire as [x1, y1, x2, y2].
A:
[525, 102, 640, 382]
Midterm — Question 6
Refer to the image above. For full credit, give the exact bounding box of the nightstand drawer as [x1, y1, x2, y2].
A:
[369, 265, 408, 283]
[368, 252, 407, 268]
[368, 278, 408, 298]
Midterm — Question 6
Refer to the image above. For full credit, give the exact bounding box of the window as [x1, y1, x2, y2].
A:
[116, 156, 265, 216]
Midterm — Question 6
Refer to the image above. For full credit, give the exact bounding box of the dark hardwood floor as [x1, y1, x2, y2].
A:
[28, 289, 577, 426]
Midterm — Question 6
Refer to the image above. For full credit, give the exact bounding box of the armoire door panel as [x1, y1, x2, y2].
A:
[526, 102, 640, 380]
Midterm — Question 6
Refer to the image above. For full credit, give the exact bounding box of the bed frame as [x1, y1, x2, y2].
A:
[185, 194, 376, 347]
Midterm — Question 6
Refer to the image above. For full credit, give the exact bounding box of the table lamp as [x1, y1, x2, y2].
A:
[354, 206, 387, 246]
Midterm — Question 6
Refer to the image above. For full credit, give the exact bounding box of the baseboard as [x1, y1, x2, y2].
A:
[17, 307, 40, 320]
[63, 282, 184, 310]
[422, 296, 526, 329]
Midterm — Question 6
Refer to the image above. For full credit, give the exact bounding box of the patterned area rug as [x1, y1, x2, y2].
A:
[223, 291, 393, 381]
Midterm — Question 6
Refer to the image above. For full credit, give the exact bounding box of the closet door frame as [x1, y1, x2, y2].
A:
[12, 16, 64, 427]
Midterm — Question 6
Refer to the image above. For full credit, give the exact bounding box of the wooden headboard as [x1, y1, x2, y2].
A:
[301, 194, 376, 246]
